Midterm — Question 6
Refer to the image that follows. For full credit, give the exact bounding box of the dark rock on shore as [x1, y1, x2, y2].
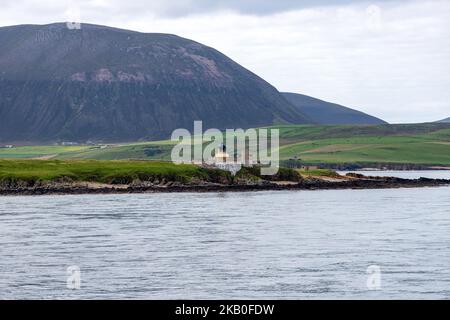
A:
[1, 176, 449, 196]
[282, 160, 450, 171]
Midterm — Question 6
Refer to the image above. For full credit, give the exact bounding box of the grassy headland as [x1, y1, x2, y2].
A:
[1, 158, 449, 196]
[0, 159, 231, 185]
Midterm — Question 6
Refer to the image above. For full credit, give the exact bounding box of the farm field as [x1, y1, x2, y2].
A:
[2, 123, 450, 166]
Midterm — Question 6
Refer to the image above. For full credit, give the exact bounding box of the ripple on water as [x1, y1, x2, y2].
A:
[1, 179, 450, 299]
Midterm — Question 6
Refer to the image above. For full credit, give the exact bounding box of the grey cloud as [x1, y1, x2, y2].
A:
[1, 0, 386, 20]
[89, 0, 391, 17]
[144, 0, 369, 16]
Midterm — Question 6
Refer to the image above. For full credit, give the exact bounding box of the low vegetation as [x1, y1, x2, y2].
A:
[0, 159, 231, 185]
[0, 159, 307, 188]
[298, 168, 340, 178]
[235, 166, 302, 182]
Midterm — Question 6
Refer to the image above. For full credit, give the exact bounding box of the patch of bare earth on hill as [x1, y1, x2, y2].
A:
[427, 142, 450, 146]
[32, 154, 58, 160]
[301, 144, 372, 154]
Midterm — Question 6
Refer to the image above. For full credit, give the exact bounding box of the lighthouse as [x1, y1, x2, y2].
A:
[214, 143, 230, 163]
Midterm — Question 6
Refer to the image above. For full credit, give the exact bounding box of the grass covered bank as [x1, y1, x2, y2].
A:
[0, 159, 231, 185]
[0, 159, 308, 190]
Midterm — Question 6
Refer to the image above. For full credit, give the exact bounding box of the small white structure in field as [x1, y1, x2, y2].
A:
[214, 162, 242, 175]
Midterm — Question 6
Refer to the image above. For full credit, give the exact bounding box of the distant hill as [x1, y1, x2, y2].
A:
[282, 92, 387, 125]
[0, 23, 310, 143]
[437, 117, 450, 123]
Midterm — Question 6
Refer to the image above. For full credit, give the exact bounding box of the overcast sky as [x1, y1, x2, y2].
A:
[1, 0, 449, 123]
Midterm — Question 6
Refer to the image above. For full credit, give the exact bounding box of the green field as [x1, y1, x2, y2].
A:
[0, 145, 93, 159]
[0, 159, 303, 185]
[275, 124, 450, 166]
[0, 159, 230, 184]
[2, 123, 450, 166]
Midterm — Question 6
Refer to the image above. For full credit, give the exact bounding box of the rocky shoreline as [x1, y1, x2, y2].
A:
[1, 175, 449, 196]
[281, 160, 450, 171]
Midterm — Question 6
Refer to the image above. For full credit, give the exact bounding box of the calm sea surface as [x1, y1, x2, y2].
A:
[1, 171, 450, 299]
[338, 170, 450, 180]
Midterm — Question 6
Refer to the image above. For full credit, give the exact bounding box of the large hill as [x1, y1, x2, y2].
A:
[282, 92, 386, 125]
[437, 117, 450, 123]
[0, 23, 310, 143]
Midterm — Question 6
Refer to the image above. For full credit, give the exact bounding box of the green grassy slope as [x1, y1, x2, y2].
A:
[0, 145, 93, 159]
[57, 143, 176, 161]
[2, 123, 450, 166]
[276, 125, 450, 165]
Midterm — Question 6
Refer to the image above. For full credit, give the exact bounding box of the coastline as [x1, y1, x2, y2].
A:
[282, 162, 450, 171]
[1, 175, 449, 196]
